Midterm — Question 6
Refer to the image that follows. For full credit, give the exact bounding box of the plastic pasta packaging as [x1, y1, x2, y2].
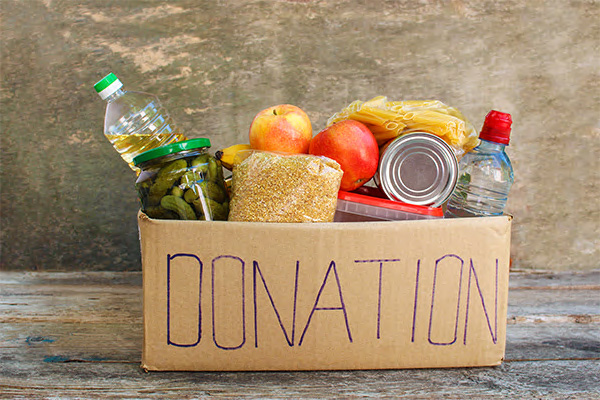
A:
[228, 151, 343, 223]
[327, 96, 479, 159]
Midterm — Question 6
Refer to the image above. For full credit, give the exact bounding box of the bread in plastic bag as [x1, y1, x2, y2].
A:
[327, 96, 478, 159]
[228, 151, 343, 223]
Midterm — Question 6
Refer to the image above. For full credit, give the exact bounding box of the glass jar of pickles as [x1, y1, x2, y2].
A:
[133, 138, 229, 220]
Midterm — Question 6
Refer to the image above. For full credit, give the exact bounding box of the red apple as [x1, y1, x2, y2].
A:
[249, 104, 313, 154]
[309, 120, 379, 191]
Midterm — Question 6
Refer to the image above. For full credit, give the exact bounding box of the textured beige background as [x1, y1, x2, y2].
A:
[1, 0, 598, 271]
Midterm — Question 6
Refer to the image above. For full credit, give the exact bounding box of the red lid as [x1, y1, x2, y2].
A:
[338, 190, 443, 217]
[479, 110, 512, 145]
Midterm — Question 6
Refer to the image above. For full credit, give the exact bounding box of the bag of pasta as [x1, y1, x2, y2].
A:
[327, 96, 479, 159]
[228, 151, 343, 223]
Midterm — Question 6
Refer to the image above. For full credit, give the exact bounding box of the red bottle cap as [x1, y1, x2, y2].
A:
[479, 110, 512, 145]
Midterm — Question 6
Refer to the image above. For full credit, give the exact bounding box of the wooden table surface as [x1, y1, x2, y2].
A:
[1, 270, 598, 399]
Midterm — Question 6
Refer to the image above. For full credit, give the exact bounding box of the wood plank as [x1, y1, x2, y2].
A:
[1, 269, 597, 289]
[0, 273, 142, 324]
[2, 271, 598, 325]
[1, 271, 598, 362]
[508, 289, 600, 320]
[0, 360, 598, 399]
[0, 289, 141, 324]
[506, 323, 600, 361]
[1, 321, 598, 364]
[3, 272, 598, 321]
[0, 271, 142, 286]
[1, 271, 598, 398]
[509, 270, 600, 289]
[0, 323, 141, 363]
[3, 284, 596, 324]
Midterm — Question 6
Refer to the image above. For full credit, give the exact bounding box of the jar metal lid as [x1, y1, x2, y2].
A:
[375, 132, 458, 207]
[133, 138, 211, 166]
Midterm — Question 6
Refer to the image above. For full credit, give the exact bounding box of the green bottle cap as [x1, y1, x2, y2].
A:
[133, 138, 212, 166]
[94, 73, 123, 100]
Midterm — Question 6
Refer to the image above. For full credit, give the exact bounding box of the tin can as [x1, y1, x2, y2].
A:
[375, 132, 458, 207]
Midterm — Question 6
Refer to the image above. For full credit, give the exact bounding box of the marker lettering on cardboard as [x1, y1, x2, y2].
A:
[165, 254, 501, 350]
[299, 260, 352, 346]
[212, 255, 246, 350]
[167, 253, 202, 347]
[428, 254, 464, 346]
[354, 259, 402, 339]
[463, 258, 499, 345]
[253, 260, 299, 347]
[411, 259, 421, 343]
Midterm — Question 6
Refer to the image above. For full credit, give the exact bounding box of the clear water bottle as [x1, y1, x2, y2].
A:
[445, 110, 514, 218]
[93, 73, 187, 172]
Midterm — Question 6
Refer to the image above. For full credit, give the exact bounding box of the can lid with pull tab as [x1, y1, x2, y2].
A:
[375, 132, 458, 207]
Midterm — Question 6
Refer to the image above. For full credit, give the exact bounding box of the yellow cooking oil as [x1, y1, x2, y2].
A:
[104, 132, 188, 171]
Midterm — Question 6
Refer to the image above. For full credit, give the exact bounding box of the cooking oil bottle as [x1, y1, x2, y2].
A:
[94, 73, 187, 172]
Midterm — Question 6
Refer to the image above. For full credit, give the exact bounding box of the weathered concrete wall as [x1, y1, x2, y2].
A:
[1, 0, 598, 271]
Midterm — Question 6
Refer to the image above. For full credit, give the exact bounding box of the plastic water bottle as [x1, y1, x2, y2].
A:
[94, 73, 187, 172]
[445, 110, 514, 218]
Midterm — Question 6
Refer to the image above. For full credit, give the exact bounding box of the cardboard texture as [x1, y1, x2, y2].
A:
[138, 212, 512, 371]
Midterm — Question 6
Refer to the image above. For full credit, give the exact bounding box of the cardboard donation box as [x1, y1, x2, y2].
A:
[138, 212, 512, 371]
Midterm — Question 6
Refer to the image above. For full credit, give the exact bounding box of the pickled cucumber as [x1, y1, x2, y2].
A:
[180, 170, 201, 189]
[208, 157, 224, 183]
[161, 195, 197, 220]
[213, 200, 229, 221]
[145, 205, 178, 220]
[193, 197, 229, 221]
[199, 180, 227, 203]
[183, 188, 199, 203]
[138, 152, 230, 221]
[170, 186, 184, 197]
[208, 198, 229, 221]
[148, 159, 188, 205]
[192, 154, 210, 174]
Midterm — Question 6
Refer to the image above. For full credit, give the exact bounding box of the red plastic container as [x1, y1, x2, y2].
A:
[334, 190, 443, 222]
